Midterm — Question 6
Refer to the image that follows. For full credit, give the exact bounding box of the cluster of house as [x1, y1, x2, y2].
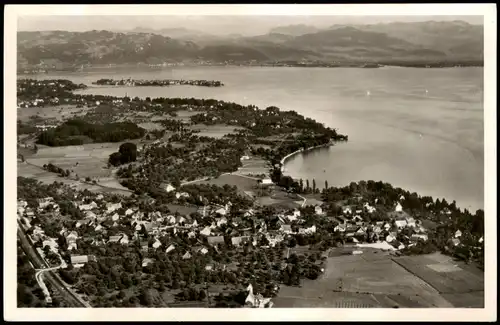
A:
[17, 79, 85, 108]
[14, 192, 283, 266]
[16, 80, 109, 112]
[17, 188, 324, 279]
[35, 124, 58, 131]
[18, 98, 48, 108]
[329, 196, 485, 252]
[18, 189, 481, 303]
[319, 197, 428, 251]
[92, 78, 224, 87]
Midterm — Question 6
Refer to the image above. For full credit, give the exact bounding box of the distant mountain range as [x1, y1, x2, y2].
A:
[17, 20, 483, 69]
[269, 24, 321, 36]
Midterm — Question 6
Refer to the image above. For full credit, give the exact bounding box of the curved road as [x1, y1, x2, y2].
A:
[17, 222, 90, 308]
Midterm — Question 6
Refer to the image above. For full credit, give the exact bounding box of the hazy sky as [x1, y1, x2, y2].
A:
[18, 15, 483, 36]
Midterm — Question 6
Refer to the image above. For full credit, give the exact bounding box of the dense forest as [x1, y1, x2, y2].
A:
[36, 119, 146, 146]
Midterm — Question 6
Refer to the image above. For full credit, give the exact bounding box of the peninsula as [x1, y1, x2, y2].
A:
[16, 78, 484, 309]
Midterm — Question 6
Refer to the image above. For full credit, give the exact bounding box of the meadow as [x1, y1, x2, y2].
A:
[272, 250, 480, 308]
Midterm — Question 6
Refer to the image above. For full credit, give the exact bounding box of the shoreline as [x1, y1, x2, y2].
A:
[17, 63, 484, 75]
[279, 141, 334, 173]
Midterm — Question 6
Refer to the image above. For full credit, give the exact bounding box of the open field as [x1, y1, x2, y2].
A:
[273, 291, 381, 308]
[17, 146, 37, 159]
[440, 291, 484, 308]
[17, 105, 90, 122]
[255, 196, 302, 209]
[303, 196, 324, 207]
[190, 174, 259, 198]
[18, 162, 132, 196]
[172, 110, 204, 123]
[391, 253, 484, 295]
[255, 187, 304, 208]
[166, 204, 198, 216]
[188, 124, 245, 139]
[26, 143, 121, 179]
[236, 157, 269, 176]
[137, 122, 163, 131]
[274, 249, 459, 308]
[94, 176, 131, 192]
[18, 142, 134, 195]
[322, 255, 438, 296]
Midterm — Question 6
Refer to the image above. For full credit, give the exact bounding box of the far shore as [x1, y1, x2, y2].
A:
[17, 61, 484, 75]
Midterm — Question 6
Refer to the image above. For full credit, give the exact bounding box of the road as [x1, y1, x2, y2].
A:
[296, 194, 307, 207]
[17, 222, 91, 308]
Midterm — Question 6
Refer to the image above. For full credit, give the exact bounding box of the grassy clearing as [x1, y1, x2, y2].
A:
[273, 291, 381, 308]
[236, 157, 269, 176]
[303, 198, 324, 207]
[17, 105, 90, 122]
[322, 255, 436, 295]
[166, 204, 198, 216]
[255, 196, 301, 209]
[440, 291, 484, 308]
[189, 174, 259, 196]
[18, 161, 131, 196]
[28, 156, 111, 178]
[274, 250, 455, 308]
[19, 142, 133, 195]
[188, 124, 245, 139]
[391, 253, 484, 294]
[137, 122, 163, 131]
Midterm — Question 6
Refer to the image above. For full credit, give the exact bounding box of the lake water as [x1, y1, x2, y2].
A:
[23, 66, 484, 211]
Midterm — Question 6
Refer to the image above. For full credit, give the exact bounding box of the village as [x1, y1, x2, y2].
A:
[17, 169, 477, 308]
[16, 77, 484, 309]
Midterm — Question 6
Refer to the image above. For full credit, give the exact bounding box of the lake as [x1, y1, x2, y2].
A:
[22, 66, 484, 211]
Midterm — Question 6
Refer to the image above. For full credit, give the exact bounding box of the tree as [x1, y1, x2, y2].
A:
[139, 289, 154, 306]
[109, 152, 123, 167]
[198, 289, 207, 301]
[324, 180, 328, 190]
[282, 270, 291, 285]
[158, 282, 166, 292]
[312, 179, 316, 193]
[119, 142, 138, 164]
[118, 290, 126, 299]
[306, 179, 310, 192]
